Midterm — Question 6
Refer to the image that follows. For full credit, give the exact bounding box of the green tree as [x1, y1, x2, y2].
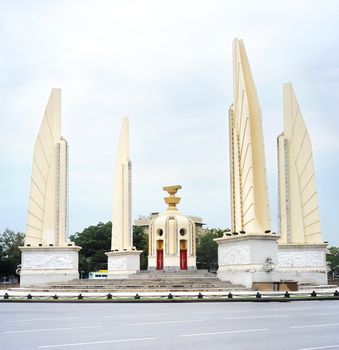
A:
[0, 229, 25, 276]
[70, 222, 149, 274]
[70, 222, 112, 274]
[196, 228, 225, 270]
[133, 226, 148, 270]
[327, 246, 339, 273]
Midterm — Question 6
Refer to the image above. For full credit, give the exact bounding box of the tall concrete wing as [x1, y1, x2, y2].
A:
[20, 89, 80, 287]
[106, 117, 140, 278]
[111, 117, 132, 251]
[278, 83, 323, 244]
[230, 38, 271, 234]
[25, 88, 69, 246]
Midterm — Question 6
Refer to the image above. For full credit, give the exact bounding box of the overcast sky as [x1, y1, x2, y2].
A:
[1, 1, 338, 245]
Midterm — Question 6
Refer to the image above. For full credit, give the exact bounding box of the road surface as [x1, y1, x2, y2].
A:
[1, 301, 339, 349]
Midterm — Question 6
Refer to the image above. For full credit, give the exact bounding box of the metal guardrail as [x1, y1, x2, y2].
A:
[1, 290, 339, 302]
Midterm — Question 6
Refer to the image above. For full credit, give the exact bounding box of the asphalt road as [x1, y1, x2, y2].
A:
[1, 301, 339, 350]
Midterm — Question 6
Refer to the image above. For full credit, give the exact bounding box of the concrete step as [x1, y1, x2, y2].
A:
[45, 280, 237, 288]
[10, 286, 245, 293]
[44, 285, 238, 290]
[43, 281, 238, 287]
[299, 284, 337, 290]
[60, 276, 220, 284]
[13, 271, 246, 292]
[51, 279, 225, 286]
[130, 270, 213, 278]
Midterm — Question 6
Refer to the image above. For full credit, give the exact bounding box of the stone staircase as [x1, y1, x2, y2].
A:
[298, 282, 337, 290]
[14, 270, 246, 293]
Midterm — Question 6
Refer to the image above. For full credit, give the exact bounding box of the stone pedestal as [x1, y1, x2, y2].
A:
[215, 234, 280, 289]
[106, 250, 142, 278]
[277, 244, 328, 285]
[19, 246, 81, 287]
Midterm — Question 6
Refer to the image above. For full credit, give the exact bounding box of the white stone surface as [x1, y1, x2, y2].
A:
[278, 249, 324, 268]
[20, 247, 80, 287]
[218, 241, 251, 265]
[217, 270, 282, 289]
[217, 239, 327, 287]
[22, 250, 75, 269]
[277, 244, 328, 284]
[106, 251, 141, 278]
[216, 235, 280, 288]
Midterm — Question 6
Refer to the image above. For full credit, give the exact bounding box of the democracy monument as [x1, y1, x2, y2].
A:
[147, 185, 197, 272]
[215, 39, 327, 288]
[19, 38, 328, 289]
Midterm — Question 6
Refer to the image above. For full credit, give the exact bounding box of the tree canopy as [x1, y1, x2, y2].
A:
[0, 229, 24, 276]
[196, 228, 224, 270]
[70, 222, 112, 275]
[133, 226, 148, 270]
[327, 246, 339, 272]
[70, 222, 149, 274]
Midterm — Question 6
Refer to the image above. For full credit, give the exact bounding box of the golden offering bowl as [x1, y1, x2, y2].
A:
[163, 185, 182, 196]
[163, 185, 182, 209]
[164, 196, 181, 205]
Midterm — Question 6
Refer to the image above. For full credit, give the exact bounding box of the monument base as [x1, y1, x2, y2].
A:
[215, 234, 281, 289]
[19, 246, 81, 287]
[277, 244, 328, 285]
[148, 255, 196, 272]
[106, 250, 142, 279]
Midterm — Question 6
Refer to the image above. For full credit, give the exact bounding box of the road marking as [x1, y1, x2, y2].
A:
[194, 307, 311, 315]
[223, 315, 289, 320]
[264, 308, 312, 312]
[3, 317, 84, 323]
[291, 323, 339, 329]
[104, 312, 173, 318]
[4, 325, 101, 334]
[304, 313, 339, 316]
[295, 345, 339, 350]
[180, 328, 268, 337]
[194, 309, 256, 314]
[125, 319, 204, 326]
[39, 337, 155, 348]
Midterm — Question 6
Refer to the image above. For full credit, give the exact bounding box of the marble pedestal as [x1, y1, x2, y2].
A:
[277, 244, 328, 285]
[215, 234, 280, 289]
[106, 250, 142, 278]
[19, 246, 81, 287]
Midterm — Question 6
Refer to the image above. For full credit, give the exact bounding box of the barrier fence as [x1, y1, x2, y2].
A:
[1, 290, 339, 302]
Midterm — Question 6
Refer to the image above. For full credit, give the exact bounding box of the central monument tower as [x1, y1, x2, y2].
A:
[148, 186, 196, 271]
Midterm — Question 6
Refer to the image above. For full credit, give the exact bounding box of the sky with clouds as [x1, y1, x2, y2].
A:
[1, 0, 338, 245]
